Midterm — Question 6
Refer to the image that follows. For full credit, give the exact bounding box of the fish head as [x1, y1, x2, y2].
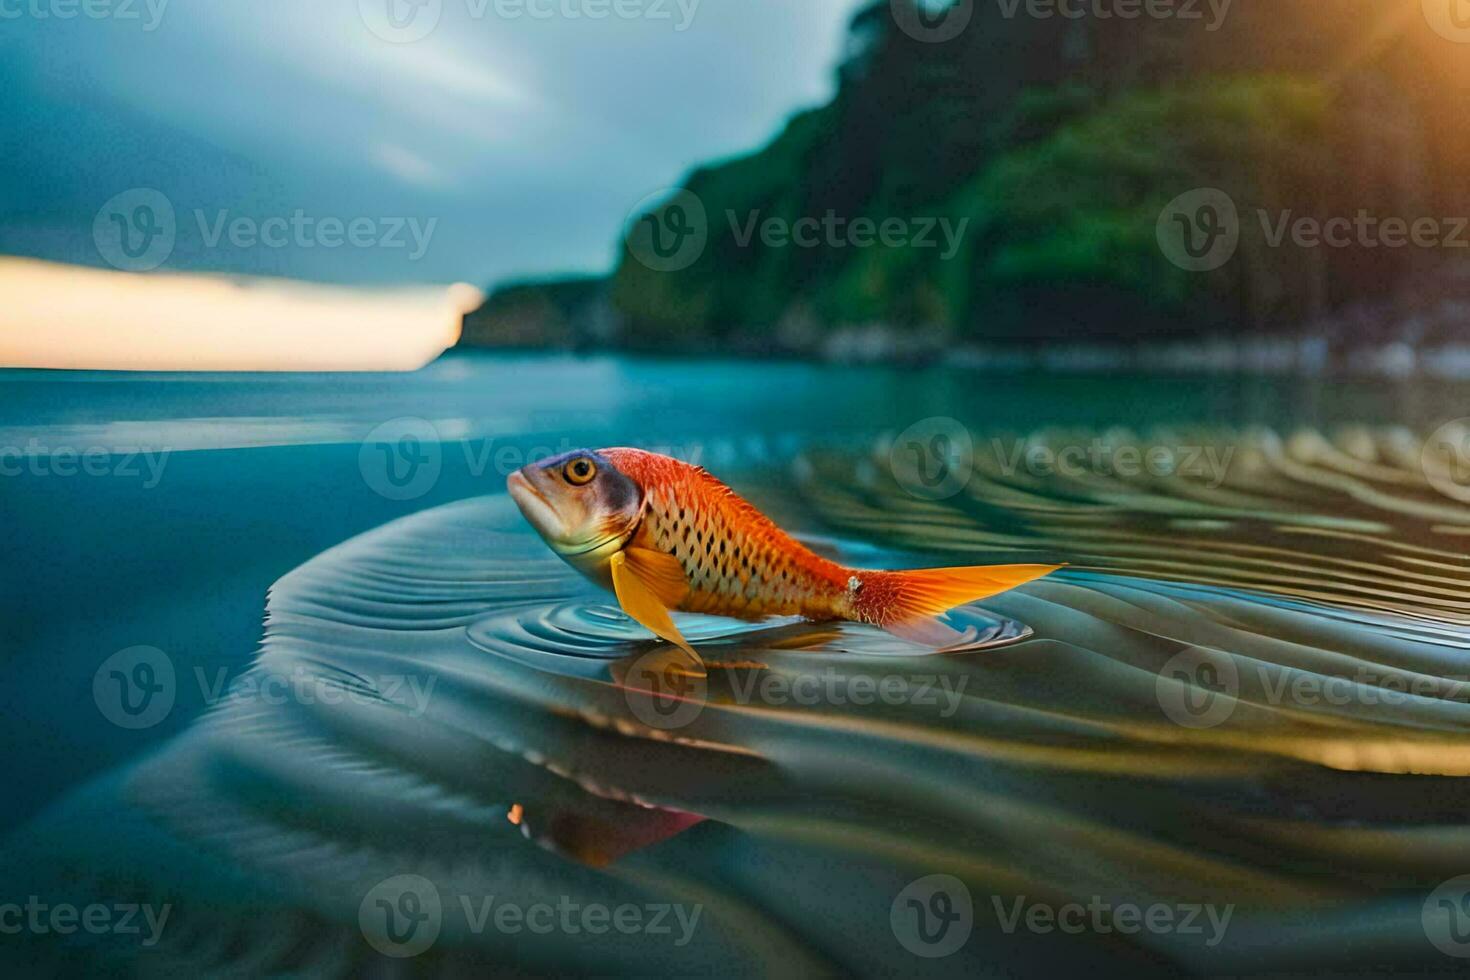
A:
[508, 449, 644, 575]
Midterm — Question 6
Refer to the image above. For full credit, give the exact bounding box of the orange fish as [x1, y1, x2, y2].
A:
[508, 448, 1057, 664]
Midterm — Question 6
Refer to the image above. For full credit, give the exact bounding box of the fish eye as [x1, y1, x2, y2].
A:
[563, 457, 597, 486]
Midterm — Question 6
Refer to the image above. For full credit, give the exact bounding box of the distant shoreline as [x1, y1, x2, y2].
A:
[453, 333, 1470, 379]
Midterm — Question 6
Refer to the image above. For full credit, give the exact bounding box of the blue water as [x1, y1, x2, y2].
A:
[5, 352, 1470, 976]
[1, 352, 1459, 833]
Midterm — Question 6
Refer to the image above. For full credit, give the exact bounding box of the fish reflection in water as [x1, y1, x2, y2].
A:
[5, 425, 1470, 976]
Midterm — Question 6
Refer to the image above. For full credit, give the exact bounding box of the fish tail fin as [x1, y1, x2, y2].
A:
[858, 564, 1061, 650]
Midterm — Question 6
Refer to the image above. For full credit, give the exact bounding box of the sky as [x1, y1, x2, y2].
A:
[0, 0, 868, 287]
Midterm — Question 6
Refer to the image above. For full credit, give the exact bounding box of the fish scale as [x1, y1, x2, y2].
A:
[635, 470, 833, 620]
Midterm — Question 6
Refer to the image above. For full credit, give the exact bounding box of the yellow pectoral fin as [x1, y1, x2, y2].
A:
[622, 547, 690, 607]
[610, 549, 702, 670]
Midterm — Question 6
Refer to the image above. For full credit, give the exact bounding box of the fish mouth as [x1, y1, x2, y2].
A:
[507, 469, 541, 502]
[508, 470, 635, 569]
[507, 471, 564, 540]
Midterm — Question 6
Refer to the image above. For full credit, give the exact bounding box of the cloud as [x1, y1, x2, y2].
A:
[1, 0, 870, 284]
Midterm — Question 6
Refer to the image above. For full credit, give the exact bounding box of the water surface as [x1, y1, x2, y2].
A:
[3, 353, 1469, 975]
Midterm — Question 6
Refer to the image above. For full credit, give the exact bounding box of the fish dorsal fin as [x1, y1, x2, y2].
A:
[610, 548, 702, 669]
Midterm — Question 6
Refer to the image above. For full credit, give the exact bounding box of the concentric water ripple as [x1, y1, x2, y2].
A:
[467, 599, 1033, 673]
[6, 427, 1470, 977]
